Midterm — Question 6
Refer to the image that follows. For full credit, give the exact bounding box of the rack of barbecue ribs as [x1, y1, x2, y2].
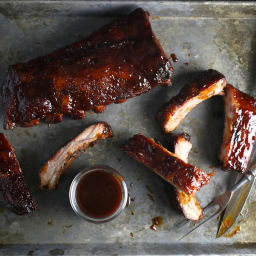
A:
[167, 133, 203, 221]
[40, 122, 113, 190]
[219, 84, 256, 173]
[121, 134, 213, 194]
[0, 133, 36, 215]
[157, 69, 226, 133]
[2, 8, 173, 129]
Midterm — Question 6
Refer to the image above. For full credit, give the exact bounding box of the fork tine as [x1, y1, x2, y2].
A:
[176, 218, 191, 230]
[203, 200, 217, 213]
[177, 199, 217, 230]
[178, 208, 222, 240]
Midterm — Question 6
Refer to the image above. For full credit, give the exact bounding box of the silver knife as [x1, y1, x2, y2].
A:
[216, 146, 256, 239]
[216, 172, 255, 238]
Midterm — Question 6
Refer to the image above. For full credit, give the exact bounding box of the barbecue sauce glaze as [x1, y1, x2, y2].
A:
[3, 8, 173, 129]
[76, 170, 122, 218]
[121, 134, 213, 194]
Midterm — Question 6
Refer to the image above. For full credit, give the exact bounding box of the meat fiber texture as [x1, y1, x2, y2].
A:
[2, 8, 173, 129]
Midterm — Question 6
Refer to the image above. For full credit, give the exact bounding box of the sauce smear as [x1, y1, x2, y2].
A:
[170, 53, 178, 63]
[76, 170, 122, 218]
[224, 226, 241, 238]
[150, 216, 163, 231]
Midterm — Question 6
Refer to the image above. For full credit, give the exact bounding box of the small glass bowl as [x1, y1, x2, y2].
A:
[69, 165, 128, 223]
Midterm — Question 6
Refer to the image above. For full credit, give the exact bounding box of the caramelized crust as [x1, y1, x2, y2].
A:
[0, 133, 36, 215]
[121, 134, 212, 194]
[219, 84, 256, 173]
[157, 69, 226, 133]
[40, 122, 113, 190]
[3, 8, 173, 129]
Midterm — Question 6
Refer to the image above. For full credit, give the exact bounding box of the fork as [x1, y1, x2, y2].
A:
[178, 168, 256, 240]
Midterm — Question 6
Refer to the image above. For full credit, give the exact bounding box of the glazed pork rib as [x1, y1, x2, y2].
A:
[40, 122, 112, 190]
[168, 133, 203, 221]
[2, 8, 173, 129]
[121, 134, 212, 194]
[0, 133, 36, 215]
[219, 84, 256, 173]
[157, 69, 226, 133]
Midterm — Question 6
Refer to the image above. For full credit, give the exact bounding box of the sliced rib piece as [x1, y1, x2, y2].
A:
[3, 8, 173, 129]
[169, 133, 192, 163]
[0, 133, 36, 215]
[168, 133, 203, 221]
[219, 84, 256, 173]
[174, 190, 202, 221]
[40, 122, 112, 190]
[121, 134, 212, 194]
[157, 69, 226, 133]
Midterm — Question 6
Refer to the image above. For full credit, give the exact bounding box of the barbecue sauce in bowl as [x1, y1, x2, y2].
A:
[69, 166, 128, 222]
[76, 170, 122, 218]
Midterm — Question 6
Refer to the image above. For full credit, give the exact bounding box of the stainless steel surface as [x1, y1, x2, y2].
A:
[0, 1, 256, 255]
[69, 165, 128, 223]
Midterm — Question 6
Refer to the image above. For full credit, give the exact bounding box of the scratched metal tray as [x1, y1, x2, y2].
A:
[0, 1, 256, 255]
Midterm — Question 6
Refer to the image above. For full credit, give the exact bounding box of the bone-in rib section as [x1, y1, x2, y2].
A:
[40, 122, 112, 190]
[121, 134, 212, 195]
[219, 84, 256, 173]
[0, 133, 36, 215]
[169, 133, 203, 221]
[157, 69, 226, 133]
[3, 8, 173, 129]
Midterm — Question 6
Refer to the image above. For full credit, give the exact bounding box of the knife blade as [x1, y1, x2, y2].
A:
[216, 173, 255, 238]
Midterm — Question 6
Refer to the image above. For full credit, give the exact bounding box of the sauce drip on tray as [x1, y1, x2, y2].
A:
[76, 170, 122, 218]
[170, 53, 178, 63]
[150, 216, 163, 231]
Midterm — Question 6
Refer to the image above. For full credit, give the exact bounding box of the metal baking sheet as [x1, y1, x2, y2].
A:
[0, 1, 256, 255]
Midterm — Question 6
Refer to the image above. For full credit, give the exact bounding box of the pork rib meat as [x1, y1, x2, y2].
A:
[157, 69, 226, 133]
[3, 8, 173, 129]
[121, 134, 213, 194]
[0, 133, 36, 215]
[168, 133, 203, 221]
[219, 84, 256, 173]
[40, 122, 112, 190]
